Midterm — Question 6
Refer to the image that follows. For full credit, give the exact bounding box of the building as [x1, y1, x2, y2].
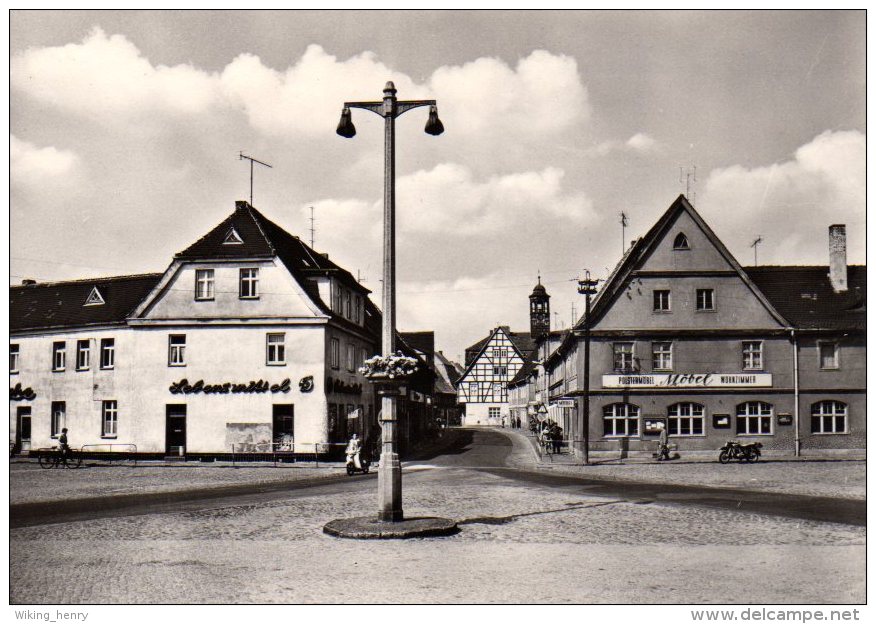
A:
[399, 331, 464, 428]
[457, 281, 546, 425]
[10, 200, 438, 459]
[544, 195, 865, 456]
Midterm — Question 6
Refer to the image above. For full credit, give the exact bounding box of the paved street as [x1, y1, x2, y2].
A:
[10, 428, 866, 604]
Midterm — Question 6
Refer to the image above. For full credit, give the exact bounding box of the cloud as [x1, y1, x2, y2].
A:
[397, 163, 594, 235]
[10, 135, 80, 186]
[699, 130, 865, 264]
[11, 27, 218, 120]
[626, 132, 657, 152]
[588, 132, 659, 156]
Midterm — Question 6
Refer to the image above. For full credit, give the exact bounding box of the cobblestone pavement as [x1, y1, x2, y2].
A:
[9, 431, 866, 604]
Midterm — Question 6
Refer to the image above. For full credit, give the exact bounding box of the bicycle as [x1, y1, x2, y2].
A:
[38, 447, 83, 469]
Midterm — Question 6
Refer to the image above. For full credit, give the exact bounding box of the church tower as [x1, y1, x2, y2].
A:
[529, 276, 551, 340]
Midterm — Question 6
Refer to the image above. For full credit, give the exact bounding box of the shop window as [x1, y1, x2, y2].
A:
[673, 233, 690, 250]
[168, 335, 186, 366]
[653, 290, 671, 312]
[736, 401, 772, 435]
[239, 268, 259, 299]
[266, 333, 286, 365]
[652, 342, 672, 371]
[52, 342, 66, 372]
[696, 288, 715, 311]
[668, 402, 704, 436]
[51, 401, 66, 438]
[742, 341, 762, 370]
[613, 342, 635, 372]
[811, 401, 848, 434]
[100, 338, 115, 370]
[102, 400, 118, 438]
[195, 269, 215, 300]
[818, 342, 839, 370]
[603, 403, 639, 437]
[76, 339, 90, 371]
[10, 344, 19, 374]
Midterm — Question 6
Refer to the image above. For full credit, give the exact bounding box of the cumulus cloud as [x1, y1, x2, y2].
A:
[589, 132, 659, 156]
[397, 163, 594, 235]
[699, 130, 864, 265]
[626, 132, 657, 152]
[10, 135, 79, 186]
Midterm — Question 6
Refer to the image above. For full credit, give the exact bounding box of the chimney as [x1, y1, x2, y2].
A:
[235, 200, 248, 212]
[828, 224, 848, 293]
[21, 279, 36, 286]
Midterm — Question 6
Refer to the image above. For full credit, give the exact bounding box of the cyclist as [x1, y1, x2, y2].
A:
[58, 428, 70, 460]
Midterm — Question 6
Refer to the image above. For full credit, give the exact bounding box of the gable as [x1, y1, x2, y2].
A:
[638, 209, 735, 272]
[84, 286, 106, 306]
[458, 328, 526, 384]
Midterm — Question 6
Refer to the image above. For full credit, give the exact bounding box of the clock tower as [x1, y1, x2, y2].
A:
[529, 277, 551, 341]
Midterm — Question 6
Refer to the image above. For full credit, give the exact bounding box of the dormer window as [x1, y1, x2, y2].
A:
[673, 233, 690, 250]
[223, 228, 244, 245]
[84, 286, 105, 306]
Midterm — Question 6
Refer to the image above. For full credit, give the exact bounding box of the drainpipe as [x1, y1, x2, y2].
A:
[791, 329, 800, 457]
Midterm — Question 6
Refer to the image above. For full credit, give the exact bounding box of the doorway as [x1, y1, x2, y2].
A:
[165, 404, 187, 456]
[272, 404, 294, 449]
[16, 406, 32, 453]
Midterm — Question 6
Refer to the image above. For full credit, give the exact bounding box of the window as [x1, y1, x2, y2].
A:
[811, 401, 848, 434]
[239, 268, 259, 298]
[673, 233, 690, 250]
[330, 338, 340, 369]
[469, 382, 480, 400]
[653, 290, 671, 312]
[493, 365, 507, 376]
[52, 342, 66, 371]
[346, 344, 355, 372]
[488, 407, 501, 419]
[10, 344, 19, 373]
[345, 291, 352, 319]
[493, 348, 508, 358]
[266, 333, 286, 365]
[102, 400, 118, 437]
[51, 401, 65, 437]
[742, 341, 762, 370]
[168, 335, 186, 366]
[100, 338, 115, 370]
[818, 342, 839, 370]
[696, 288, 715, 311]
[332, 284, 342, 313]
[652, 342, 672, 371]
[613, 342, 635, 372]
[354, 296, 362, 325]
[668, 402, 705, 436]
[195, 269, 215, 300]
[603, 403, 640, 437]
[736, 401, 772, 435]
[76, 339, 90, 371]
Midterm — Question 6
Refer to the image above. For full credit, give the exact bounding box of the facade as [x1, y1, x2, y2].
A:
[10, 200, 438, 459]
[457, 326, 536, 425]
[547, 195, 865, 456]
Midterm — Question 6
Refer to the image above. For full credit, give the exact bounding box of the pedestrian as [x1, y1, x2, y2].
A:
[58, 427, 70, 460]
[657, 424, 670, 461]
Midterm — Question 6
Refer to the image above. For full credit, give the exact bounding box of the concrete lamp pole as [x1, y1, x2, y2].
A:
[577, 271, 599, 466]
[336, 82, 444, 523]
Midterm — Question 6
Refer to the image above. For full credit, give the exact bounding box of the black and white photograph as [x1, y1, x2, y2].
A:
[6, 8, 867, 613]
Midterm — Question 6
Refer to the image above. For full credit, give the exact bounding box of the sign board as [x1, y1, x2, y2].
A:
[777, 414, 793, 426]
[602, 373, 772, 389]
[552, 399, 576, 408]
[713, 414, 731, 429]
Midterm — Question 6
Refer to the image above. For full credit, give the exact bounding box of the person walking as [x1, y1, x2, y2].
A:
[657, 424, 670, 461]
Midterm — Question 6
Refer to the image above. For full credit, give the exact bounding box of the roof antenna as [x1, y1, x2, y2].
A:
[308, 206, 316, 249]
[680, 165, 697, 205]
[239, 152, 272, 206]
[751, 236, 763, 267]
[620, 212, 629, 255]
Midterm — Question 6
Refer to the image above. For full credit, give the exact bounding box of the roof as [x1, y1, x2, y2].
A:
[463, 326, 537, 366]
[744, 265, 866, 331]
[507, 358, 538, 387]
[399, 331, 435, 357]
[433, 351, 463, 395]
[11, 273, 163, 333]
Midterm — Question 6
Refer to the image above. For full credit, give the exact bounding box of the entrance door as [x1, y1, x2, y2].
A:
[165, 404, 187, 455]
[272, 404, 294, 449]
[16, 406, 32, 453]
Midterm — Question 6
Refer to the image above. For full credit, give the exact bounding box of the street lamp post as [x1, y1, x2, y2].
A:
[337, 82, 443, 522]
[577, 271, 599, 466]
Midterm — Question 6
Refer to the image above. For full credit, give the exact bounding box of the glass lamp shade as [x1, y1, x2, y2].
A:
[336, 107, 356, 138]
[424, 105, 444, 136]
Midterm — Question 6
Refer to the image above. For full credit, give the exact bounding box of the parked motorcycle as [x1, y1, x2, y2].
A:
[346, 450, 370, 475]
[718, 440, 762, 464]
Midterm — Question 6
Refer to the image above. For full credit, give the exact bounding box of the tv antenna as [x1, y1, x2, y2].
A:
[308, 206, 316, 249]
[620, 212, 629, 255]
[751, 236, 763, 267]
[239, 152, 272, 206]
[680, 166, 697, 204]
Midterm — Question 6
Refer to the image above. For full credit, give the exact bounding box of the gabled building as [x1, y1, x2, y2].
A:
[557, 195, 865, 456]
[10, 200, 436, 459]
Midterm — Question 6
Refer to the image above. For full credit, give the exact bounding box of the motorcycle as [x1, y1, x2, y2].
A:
[346, 450, 370, 475]
[718, 440, 762, 464]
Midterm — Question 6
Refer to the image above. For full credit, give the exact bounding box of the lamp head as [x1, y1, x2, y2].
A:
[336, 107, 356, 138]
[425, 104, 444, 136]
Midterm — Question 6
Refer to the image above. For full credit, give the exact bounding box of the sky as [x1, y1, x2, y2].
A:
[8, 10, 866, 363]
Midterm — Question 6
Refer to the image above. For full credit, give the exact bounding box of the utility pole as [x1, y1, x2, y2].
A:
[577, 270, 599, 466]
[239, 152, 272, 206]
